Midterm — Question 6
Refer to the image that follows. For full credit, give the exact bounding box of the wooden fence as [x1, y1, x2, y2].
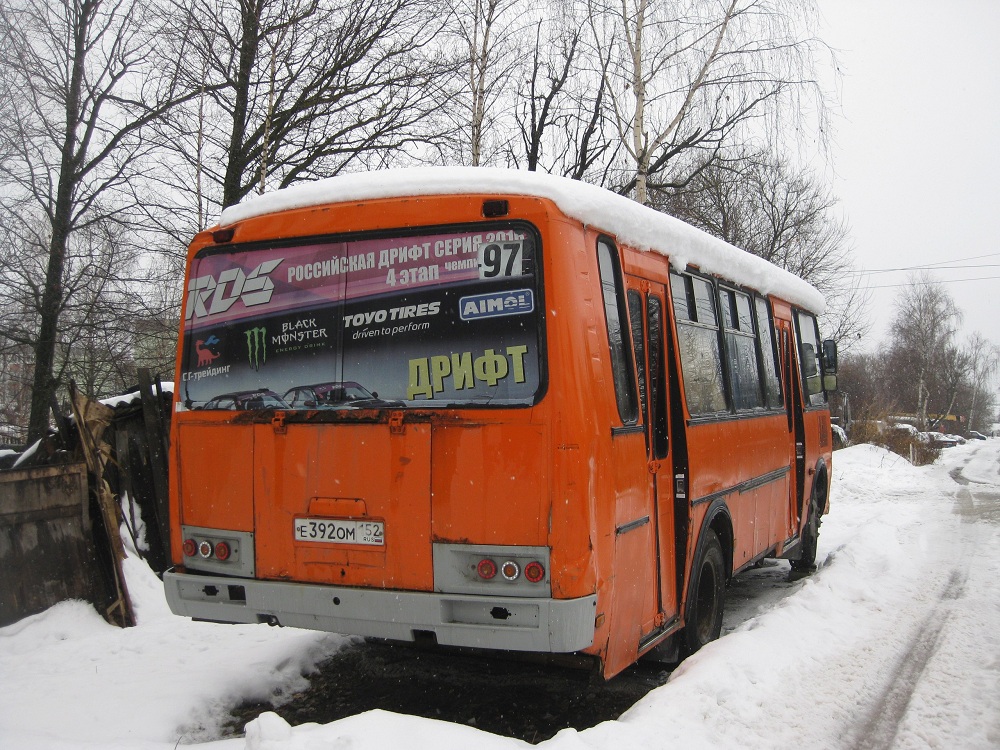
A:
[0, 463, 112, 627]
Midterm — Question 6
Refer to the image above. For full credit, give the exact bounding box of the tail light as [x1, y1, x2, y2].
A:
[434, 543, 550, 595]
[477, 559, 498, 579]
[184, 534, 237, 563]
[179, 526, 250, 576]
[524, 561, 545, 583]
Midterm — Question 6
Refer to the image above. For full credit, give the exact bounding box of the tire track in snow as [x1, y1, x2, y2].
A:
[850, 567, 968, 750]
[851, 453, 985, 750]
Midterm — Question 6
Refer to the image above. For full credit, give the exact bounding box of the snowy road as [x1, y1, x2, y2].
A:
[773, 441, 1000, 750]
[840, 444, 1000, 750]
[1, 441, 998, 749]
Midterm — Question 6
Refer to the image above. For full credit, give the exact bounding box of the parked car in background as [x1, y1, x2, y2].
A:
[968, 430, 988, 441]
[832, 423, 849, 449]
[202, 389, 289, 410]
[283, 381, 402, 409]
[923, 432, 963, 448]
[890, 423, 920, 438]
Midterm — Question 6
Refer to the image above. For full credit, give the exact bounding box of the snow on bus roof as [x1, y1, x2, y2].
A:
[219, 167, 825, 313]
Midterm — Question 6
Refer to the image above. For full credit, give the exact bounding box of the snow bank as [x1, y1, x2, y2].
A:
[2, 442, 998, 749]
[0, 556, 352, 749]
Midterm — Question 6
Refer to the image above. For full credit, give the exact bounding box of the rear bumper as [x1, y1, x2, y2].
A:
[163, 570, 597, 653]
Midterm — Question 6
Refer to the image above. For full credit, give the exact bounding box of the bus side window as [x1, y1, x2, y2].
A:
[647, 294, 668, 458]
[754, 296, 784, 409]
[598, 239, 638, 424]
[628, 290, 647, 420]
[720, 287, 764, 411]
[670, 272, 728, 416]
[794, 310, 827, 406]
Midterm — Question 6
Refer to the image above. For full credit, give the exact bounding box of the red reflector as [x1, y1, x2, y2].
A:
[477, 559, 497, 579]
[182, 539, 197, 557]
[501, 560, 521, 581]
[198, 540, 214, 559]
[215, 541, 231, 561]
[524, 561, 545, 583]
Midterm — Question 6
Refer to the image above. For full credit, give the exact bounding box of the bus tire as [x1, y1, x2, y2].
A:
[790, 482, 823, 573]
[682, 529, 725, 654]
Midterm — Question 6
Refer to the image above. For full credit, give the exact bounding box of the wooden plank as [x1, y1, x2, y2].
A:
[137, 369, 171, 567]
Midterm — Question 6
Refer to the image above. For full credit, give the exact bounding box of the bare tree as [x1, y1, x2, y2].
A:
[660, 151, 868, 347]
[516, 19, 580, 171]
[837, 351, 897, 414]
[888, 273, 963, 430]
[0, 207, 169, 406]
[586, 0, 830, 204]
[0, 0, 196, 442]
[443, 0, 526, 167]
[158, 0, 451, 214]
[508, 9, 618, 181]
[963, 332, 1000, 433]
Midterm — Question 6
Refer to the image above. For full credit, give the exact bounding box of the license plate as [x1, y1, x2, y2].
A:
[294, 518, 384, 546]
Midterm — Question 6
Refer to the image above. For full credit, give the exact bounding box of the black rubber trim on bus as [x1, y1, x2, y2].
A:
[615, 515, 650, 536]
[690, 465, 791, 507]
[611, 424, 645, 437]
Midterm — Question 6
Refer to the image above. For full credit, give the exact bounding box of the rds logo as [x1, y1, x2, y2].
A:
[185, 259, 283, 320]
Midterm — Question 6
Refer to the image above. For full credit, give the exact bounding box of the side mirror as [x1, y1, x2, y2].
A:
[822, 339, 838, 374]
[823, 374, 838, 393]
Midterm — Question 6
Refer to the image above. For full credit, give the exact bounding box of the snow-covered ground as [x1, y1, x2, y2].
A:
[2, 441, 998, 749]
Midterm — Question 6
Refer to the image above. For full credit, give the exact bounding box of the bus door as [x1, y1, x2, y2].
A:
[791, 310, 831, 512]
[626, 283, 678, 642]
[597, 238, 658, 675]
[778, 320, 806, 528]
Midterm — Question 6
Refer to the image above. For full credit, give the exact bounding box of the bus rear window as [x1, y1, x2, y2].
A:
[179, 224, 543, 410]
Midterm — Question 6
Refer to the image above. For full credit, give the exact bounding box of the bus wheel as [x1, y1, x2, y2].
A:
[790, 487, 823, 573]
[682, 529, 725, 654]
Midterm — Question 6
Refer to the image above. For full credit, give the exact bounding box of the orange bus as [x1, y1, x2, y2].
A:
[164, 168, 836, 678]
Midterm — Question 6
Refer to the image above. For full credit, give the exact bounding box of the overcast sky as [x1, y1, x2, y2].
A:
[817, 1, 1000, 352]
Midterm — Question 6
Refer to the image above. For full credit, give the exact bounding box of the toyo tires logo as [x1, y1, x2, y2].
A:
[185, 259, 283, 320]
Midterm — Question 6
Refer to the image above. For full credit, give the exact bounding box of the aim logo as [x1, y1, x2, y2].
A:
[459, 289, 534, 321]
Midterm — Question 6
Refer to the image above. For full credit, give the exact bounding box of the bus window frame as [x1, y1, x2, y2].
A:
[669, 269, 730, 422]
[754, 295, 785, 411]
[597, 236, 639, 426]
[627, 289, 648, 423]
[670, 269, 791, 425]
[180, 219, 551, 412]
[718, 283, 766, 413]
[646, 292, 669, 459]
[792, 308, 828, 409]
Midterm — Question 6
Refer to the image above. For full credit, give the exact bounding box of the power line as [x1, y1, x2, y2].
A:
[845, 252, 1000, 275]
[915, 251, 1000, 267]
[848, 264, 1000, 275]
[866, 274, 1000, 289]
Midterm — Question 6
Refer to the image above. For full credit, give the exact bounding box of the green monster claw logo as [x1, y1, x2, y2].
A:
[245, 326, 267, 370]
